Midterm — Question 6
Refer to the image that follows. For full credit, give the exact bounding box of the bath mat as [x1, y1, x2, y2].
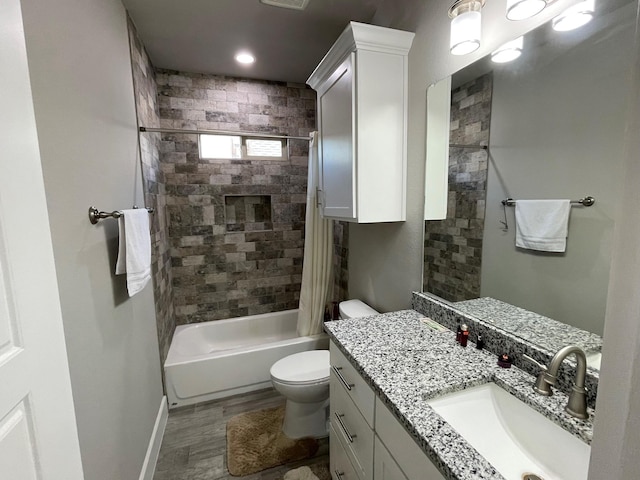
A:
[283, 463, 331, 480]
[226, 405, 319, 476]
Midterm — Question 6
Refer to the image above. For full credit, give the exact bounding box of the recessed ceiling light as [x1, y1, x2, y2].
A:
[235, 52, 255, 65]
[260, 0, 311, 10]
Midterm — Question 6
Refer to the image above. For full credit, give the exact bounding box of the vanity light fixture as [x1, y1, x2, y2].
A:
[506, 0, 547, 21]
[449, 0, 485, 55]
[491, 36, 524, 63]
[234, 52, 256, 65]
[552, 0, 595, 31]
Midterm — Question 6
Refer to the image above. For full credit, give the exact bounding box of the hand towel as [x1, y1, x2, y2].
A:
[515, 199, 571, 252]
[115, 209, 151, 296]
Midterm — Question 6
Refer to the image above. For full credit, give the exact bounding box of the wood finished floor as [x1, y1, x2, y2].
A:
[153, 388, 329, 480]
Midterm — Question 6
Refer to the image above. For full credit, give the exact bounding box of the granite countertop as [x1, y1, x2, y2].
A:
[324, 309, 595, 480]
[454, 297, 602, 355]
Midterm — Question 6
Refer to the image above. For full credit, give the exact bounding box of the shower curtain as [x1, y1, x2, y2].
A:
[297, 131, 334, 336]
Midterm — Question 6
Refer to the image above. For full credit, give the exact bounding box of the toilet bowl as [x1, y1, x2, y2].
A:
[270, 300, 379, 439]
[271, 350, 330, 439]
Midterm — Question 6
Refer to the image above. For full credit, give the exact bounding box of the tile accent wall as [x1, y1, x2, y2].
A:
[127, 18, 175, 366]
[423, 73, 493, 302]
[156, 70, 318, 324]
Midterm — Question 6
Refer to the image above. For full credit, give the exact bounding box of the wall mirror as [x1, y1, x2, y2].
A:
[422, 0, 635, 369]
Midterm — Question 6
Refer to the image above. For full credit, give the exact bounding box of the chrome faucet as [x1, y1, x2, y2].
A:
[523, 345, 588, 419]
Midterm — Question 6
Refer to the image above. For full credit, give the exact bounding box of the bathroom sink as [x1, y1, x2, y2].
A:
[427, 383, 591, 480]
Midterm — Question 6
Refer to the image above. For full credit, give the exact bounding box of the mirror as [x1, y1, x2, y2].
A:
[422, 0, 635, 366]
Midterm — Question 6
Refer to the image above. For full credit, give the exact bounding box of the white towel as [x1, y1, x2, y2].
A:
[115, 209, 151, 296]
[515, 200, 571, 252]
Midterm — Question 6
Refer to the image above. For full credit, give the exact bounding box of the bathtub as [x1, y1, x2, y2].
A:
[164, 309, 329, 408]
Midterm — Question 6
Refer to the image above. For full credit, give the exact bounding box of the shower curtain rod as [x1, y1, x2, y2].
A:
[139, 126, 311, 141]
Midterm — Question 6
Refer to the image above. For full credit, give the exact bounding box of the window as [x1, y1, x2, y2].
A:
[199, 134, 287, 160]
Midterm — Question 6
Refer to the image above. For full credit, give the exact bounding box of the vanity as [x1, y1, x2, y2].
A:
[324, 309, 594, 480]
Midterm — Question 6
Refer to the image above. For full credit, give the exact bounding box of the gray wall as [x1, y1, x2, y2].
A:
[481, 18, 632, 336]
[20, 0, 163, 479]
[590, 8, 640, 472]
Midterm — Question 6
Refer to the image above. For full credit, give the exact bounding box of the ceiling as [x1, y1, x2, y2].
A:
[122, 0, 386, 83]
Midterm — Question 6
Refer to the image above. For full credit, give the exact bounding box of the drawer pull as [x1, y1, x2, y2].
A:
[335, 412, 357, 443]
[332, 365, 354, 391]
[334, 470, 345, 480]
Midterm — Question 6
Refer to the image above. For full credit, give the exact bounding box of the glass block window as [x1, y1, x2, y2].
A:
[199, 134, 287, 160]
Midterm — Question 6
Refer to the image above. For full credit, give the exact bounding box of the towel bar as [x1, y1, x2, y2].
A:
[88, 206, 154, 224]
[501, 196, 595, 207]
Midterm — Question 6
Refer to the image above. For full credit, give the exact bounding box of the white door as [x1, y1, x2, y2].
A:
[0, 0, 84, 478]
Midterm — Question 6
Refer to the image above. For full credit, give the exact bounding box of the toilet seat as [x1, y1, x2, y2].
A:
[270, 350, 329, 385]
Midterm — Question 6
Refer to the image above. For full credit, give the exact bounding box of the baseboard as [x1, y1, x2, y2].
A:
[139, 396, 169, 480]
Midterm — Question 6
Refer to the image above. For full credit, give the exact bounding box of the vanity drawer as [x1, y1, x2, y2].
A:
[330, 341, 375, 427]
[330, 371, 374, 480]
[330, 422, 360, 480]
[375, 398, 446, 480]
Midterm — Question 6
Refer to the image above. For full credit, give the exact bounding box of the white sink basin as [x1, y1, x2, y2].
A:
[427, 383, 591, 480]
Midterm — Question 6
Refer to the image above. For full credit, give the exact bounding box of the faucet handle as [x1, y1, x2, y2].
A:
[523, 354, 545, 370]
[523, 354, 553, 396]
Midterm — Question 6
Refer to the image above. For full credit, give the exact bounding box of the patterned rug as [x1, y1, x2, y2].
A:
[226, 405, 319, 476]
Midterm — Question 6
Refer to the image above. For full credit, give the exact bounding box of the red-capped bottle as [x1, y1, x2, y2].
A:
[460, 324, 469, 347]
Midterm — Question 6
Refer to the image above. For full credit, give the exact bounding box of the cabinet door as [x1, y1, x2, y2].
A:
[318, 54, 355, 220]
[374, 436, 408, 480]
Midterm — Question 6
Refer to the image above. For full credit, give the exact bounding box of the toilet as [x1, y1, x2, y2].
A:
[270, 299, 379, 439]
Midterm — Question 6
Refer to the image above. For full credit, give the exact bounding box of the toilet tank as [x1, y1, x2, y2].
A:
[339, 299, 379, 319]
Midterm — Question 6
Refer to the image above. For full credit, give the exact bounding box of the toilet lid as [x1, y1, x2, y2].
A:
[270, 350, 329, 384]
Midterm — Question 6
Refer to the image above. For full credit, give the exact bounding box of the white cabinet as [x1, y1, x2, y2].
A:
[330, 342, 375, 480]
[374, 437, 407, 480]
[329, 341, 446, 480]
[375, 398, 446, 480]
[307, 22, 414, 223]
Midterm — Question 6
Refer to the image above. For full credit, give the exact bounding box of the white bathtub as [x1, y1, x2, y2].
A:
[164, 309, 329, 408]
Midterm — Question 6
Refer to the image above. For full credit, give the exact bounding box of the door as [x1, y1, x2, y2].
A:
[0, 0, 84, 478]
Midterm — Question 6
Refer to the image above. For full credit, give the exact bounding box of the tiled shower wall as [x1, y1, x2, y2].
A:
[128, 19, 175, 365]
[156, 70, 319, 324]
[423, 73, 492, 302]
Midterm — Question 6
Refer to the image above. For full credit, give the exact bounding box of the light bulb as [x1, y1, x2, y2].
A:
[235, 52, 255, 64]
[491, 36, 524, 63]
[506, 0, 547, 21]
[450, 11, 482, 55]
[552, 0, 595, 31]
